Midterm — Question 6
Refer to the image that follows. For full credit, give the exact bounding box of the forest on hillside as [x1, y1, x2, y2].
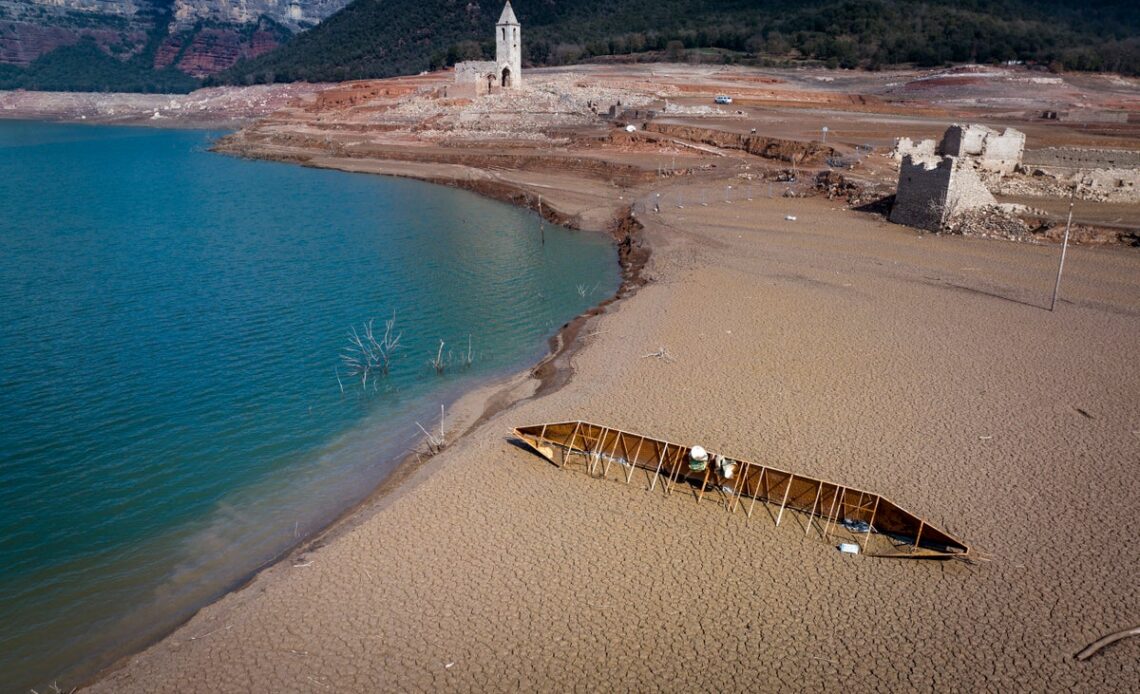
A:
[2, 0, 1137, 92]
[212, 0, 1140, 86]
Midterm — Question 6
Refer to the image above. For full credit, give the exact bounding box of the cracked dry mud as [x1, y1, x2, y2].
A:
[87, 191, 1138, 692]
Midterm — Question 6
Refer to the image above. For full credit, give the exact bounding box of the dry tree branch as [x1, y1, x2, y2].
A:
[641, 346, 677, 363]
[415, 404, 448, 455]
[1075, 626, 1140, 661]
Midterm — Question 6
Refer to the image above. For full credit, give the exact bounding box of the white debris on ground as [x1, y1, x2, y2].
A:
[418, 128, 566, 144]
[989, 167, 1140, 204]
[660, 102, 734, 117]
[378, 74, 661, 141]
[0, 83, 329, 124]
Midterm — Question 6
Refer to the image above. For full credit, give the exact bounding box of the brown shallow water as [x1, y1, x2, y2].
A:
[88, 189, 1139, 692]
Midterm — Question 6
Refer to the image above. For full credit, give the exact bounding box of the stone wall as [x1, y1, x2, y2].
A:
[891, 155, 996, 232]
[891, 156, 953, 230]
[940, 125, 986, 157]
[1022, 147, 1140, 170]
[976, 129, 1024, 174]
[946, 157, 998, 213]
[1057, 110, 1128, 124]
[892, 137, 936, 160]
[940, 124, 1024, 174]
[454, 61, 498, 96]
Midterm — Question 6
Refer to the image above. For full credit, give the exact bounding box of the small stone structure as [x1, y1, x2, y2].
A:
[1057, 110, 1128, 124]
[939, 124, 1025, 174]
[891, 154, 996, 231]
[453, 2, 522, 97]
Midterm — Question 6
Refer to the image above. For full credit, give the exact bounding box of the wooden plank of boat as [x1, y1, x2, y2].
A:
[512, 420, 969, 559]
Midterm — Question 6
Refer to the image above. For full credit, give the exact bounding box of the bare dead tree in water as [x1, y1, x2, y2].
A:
[576, 282, 600, 298]
[429, 339, 447, 374]
[340, 311, 402, 391]
[416, 404, 447, 454]
[462, 335, 474, 369]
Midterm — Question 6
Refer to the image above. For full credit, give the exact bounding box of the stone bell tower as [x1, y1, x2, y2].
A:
[495, 1, 522, 89]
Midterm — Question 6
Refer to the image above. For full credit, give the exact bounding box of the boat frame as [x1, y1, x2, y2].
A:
[512, 420, 970, 559]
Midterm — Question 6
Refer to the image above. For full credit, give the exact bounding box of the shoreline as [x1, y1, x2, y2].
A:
[0, 84, 331, 130]
[21, 65, 1136, 689]
[85, 182, 1140, 691]
[75, 158, 650, 691]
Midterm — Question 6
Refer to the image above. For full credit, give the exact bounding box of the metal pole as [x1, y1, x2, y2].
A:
[1050, 187, 1075, 312]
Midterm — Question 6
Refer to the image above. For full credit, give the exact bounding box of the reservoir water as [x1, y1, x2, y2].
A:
[0, 121, 619, 691]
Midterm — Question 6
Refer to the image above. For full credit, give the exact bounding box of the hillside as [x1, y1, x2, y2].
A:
[214, 0, 1140, 86]
[0, 0, 351, 92]
[2, 0, 1139, 92]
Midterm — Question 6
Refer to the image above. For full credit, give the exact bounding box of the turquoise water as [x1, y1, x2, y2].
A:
[0, 121, 618, 691]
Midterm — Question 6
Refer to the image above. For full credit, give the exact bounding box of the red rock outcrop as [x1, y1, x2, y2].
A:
[163, 27, 282, 77]
[0, 22, 140, 66]
[0, 0, 351, 78]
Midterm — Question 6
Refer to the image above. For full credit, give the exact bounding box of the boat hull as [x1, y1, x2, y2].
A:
[512, 421, 969, 558]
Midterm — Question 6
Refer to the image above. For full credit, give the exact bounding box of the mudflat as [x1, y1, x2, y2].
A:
[88, 179, 1140, 690]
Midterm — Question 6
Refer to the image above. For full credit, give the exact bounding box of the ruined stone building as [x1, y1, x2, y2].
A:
[453, 2, 522, 97]
[890, 123, 1021, 231]
[891, 122, 1139, 229]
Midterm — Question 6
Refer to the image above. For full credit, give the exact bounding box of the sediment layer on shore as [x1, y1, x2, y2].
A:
[82, 64, 1140, 690]
[87, 182, 1140, 693]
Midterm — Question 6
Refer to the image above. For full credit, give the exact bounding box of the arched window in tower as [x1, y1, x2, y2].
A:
[502, 28, 506, 40]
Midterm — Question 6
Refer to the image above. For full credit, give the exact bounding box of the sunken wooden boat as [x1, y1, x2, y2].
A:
[513, 421, 969, 559]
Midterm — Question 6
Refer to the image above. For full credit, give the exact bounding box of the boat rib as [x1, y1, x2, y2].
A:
[513, 421, 969, 559]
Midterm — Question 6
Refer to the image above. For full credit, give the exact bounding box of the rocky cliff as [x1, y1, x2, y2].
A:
[0, 0, 351, 76]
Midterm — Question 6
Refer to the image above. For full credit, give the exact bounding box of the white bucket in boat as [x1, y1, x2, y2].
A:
[689, 446, 709, 472]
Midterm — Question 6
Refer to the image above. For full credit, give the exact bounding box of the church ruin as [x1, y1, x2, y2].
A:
[453, 2, 523, 97]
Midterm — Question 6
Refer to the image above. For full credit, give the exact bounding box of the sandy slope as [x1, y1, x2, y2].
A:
[87, 183, 1139, 691]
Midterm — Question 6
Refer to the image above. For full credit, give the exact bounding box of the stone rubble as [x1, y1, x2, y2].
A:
[990, 167, 1140, 204]
[374, 74, 660, 141]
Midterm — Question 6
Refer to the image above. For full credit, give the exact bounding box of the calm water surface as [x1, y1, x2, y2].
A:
[0, 121, 618, 691]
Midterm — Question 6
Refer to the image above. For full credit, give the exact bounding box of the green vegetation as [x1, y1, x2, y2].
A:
[213, 0, 1140, 85]
[2, 0, 1138, 92]
[0, 38, 199, 92]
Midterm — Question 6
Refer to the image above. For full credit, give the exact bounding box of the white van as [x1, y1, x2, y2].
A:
[714, 95, 733, 104]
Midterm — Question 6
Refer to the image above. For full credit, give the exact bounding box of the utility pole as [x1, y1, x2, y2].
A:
[1050, 186, 1076, 312]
